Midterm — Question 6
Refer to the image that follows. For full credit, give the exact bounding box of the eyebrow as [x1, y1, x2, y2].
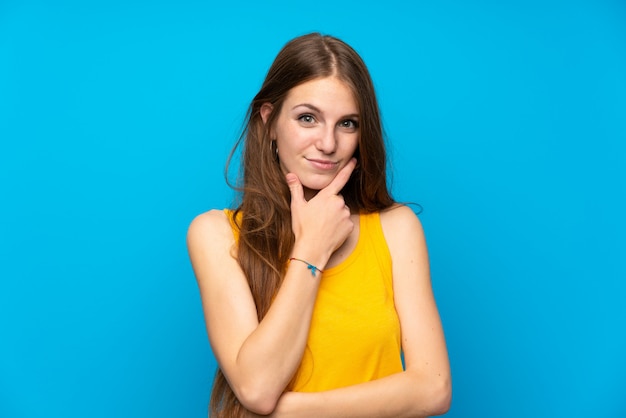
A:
[292, 103, 359, 119]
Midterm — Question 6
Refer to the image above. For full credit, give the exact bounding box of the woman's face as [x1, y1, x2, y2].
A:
[262, 76, 360, 200]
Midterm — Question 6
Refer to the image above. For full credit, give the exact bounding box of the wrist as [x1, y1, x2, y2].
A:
[289, 258, 324, 278]
[290, 242, 330, 272]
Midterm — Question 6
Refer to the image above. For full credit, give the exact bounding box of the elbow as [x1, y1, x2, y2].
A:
[235, 383, 281, 415]
[428, 376, 452, 416]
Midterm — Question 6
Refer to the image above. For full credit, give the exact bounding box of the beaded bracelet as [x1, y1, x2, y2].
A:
[289, 257, 323, 277]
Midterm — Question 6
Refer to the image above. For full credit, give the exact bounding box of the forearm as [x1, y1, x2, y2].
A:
[230, 241, 331, 411]
[270, 370, 451, 418]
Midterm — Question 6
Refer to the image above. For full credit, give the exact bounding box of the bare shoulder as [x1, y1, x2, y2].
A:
[187, 209, 233, 246]
[379, 204, 425, 247]
[187, 209, 237, 280]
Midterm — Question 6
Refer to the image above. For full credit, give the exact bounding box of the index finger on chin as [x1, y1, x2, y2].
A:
[323, 158, 357, 196]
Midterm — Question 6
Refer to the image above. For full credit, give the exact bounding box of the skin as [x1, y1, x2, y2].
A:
[187, 76, 451, 417]
[263, 76, 361, 201]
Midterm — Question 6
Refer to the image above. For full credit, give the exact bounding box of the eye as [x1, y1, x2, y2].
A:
[298, 114, 316, 124]
[339, 119, 359, 130]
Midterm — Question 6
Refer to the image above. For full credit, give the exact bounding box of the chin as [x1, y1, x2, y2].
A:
[301, 177, 332, 192]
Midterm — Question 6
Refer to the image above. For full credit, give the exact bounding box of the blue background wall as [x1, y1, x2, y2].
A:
[1, 1, 624, 417]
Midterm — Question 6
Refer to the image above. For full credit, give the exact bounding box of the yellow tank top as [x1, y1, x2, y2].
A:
[225, 210, 403, 392]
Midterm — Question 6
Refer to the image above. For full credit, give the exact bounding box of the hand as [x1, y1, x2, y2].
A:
[286, 158, 357, 265]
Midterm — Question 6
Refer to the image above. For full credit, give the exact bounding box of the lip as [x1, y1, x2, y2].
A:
[306, 158, 339, 170]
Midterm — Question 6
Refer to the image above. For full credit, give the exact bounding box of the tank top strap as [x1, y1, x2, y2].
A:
[359, 212, 393, 284]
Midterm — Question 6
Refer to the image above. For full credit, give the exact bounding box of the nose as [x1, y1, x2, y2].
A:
[316, 126, 337, 154]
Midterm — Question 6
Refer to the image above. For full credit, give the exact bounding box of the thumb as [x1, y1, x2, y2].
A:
[286, 173, 305, 205]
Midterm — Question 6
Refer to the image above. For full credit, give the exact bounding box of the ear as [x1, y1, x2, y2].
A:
[260, 103, 273, 124]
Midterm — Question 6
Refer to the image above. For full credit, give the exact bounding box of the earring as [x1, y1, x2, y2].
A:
[270, 140, 278, 158]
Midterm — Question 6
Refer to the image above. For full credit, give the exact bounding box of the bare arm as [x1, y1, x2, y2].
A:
[264, 205, 451, 417]
[187, 160, 357, 415]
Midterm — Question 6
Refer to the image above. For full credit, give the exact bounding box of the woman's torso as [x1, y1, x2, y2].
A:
[225, 210, 403, 392]
[290, 211, 403, 391]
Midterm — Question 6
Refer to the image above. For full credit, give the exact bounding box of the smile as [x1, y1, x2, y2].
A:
[306, 158, 338, 170]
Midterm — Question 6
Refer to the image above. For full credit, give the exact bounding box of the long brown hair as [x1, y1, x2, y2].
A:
[210, 33, 395, 417]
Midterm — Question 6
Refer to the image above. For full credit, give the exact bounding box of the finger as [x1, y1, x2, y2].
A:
[322, 158, 357, 196]
[334, 193, 347, 209]
[285, 173, 305, 205]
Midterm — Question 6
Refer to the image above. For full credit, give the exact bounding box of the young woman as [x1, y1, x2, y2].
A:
[187, 33, 451, 417]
